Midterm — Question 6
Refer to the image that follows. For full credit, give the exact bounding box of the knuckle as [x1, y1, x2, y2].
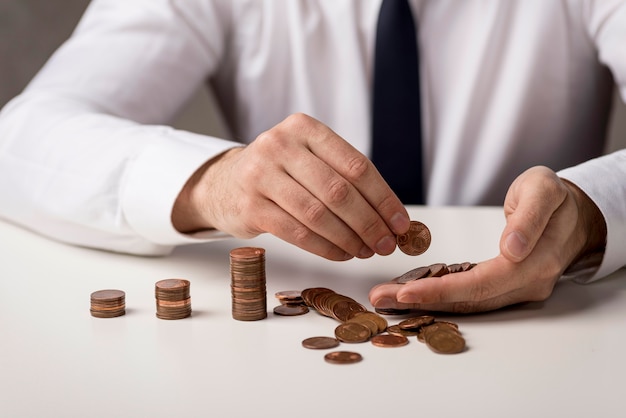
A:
[376, 193, 399, 214]
[291, 224, 314, 247]
[359, 216, 385, 239]
[343, 154, 370, 182]
[325, 178, 352, 206]
[303, 200, 327, 225]
[254, 130, 288, 153]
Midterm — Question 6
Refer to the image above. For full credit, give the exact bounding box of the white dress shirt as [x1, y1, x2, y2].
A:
[0, 0, 625, 282]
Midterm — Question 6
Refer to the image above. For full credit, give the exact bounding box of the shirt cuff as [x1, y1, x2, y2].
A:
[122, 126, 238, 246]
[558, 151, 626, 283]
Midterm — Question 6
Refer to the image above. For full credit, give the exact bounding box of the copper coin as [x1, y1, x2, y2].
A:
[398, 315, 435, 331]
[447, 263, 463, 274]
[350, 311, 388, 334]
[428, 263, 449, 277]
[273, 304, 309, 316]
[374, 307, 412, 316]
[386, 324, 420, 337]
[229, 247, 266, 259]
[395, 266, 431, 283]
[301, 336, 340, 350]
[155, 278, 190, 290]
[334, 322, 371, 343]
[371, 333, 409, 348]
[418, 322, 461, 343]
[396, 221, 431, 256]
[461, 262, 476, 271]
[424, 329, 466, 354]
[324, 351, 363, 365]
[91, 289, 125, 301]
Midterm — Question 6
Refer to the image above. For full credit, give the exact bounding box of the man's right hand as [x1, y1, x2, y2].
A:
[172, 113, 411, 261]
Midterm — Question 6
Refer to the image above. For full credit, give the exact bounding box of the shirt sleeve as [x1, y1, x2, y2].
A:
[558, 0, 626, 282]
[0, 0, 237, 255]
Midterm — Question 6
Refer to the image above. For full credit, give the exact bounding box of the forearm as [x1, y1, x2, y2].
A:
[0, 94, 238, 254]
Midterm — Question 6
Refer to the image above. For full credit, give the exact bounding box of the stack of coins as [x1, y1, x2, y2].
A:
[273, 290, 309, 316]
[90, 289, 126, 318]
[230, 247, 267, 321]
[155, 278, 191, 320]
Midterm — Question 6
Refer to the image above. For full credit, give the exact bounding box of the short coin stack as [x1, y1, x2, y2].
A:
[90, 289, 126, 318]
[155, 279, 192, 320]
[230, 247, 267, 321]
[273, 290, 309, 316]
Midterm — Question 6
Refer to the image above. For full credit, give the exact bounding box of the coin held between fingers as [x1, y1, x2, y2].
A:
[396, 221, 431, 256]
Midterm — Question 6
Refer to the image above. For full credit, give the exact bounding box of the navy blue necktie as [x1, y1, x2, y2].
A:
[371, 0, 424, 204]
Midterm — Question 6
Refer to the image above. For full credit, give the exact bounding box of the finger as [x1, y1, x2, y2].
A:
[254, 198, 355, 261]
[500, 167, 568, 262]
[280, 142, 396, 256]
[263, 167, 375, 258]
[294, 114, 410, 236]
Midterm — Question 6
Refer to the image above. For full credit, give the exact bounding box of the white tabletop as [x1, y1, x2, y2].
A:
[1, 206, 625, 418]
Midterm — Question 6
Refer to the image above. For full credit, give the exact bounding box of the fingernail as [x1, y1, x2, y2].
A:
[374, 297, 396, 309]
[358, 246, 375, 259]
[376, 235, 396, 254]
[390, 212, 410, 234]
[397, 293, 420, 304]
[505, 231, 528, 260]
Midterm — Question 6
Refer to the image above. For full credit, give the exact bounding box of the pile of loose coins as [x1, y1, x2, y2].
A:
[271, 286, 467, 364]
[155, 278, 192, 320]
[90, 289, 126, 318]
[230, 247, 267, 321]
[387, 261, 477, 284]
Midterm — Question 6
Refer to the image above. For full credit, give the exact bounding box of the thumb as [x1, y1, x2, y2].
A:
[500, 167, 568, 262]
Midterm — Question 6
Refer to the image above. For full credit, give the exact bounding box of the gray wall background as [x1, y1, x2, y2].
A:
[1, 0, 625, 151]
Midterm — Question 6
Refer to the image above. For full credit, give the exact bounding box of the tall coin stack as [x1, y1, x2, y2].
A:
[90, 289, 126, 318]
[155, 278, 192, 320]
[230, 247, 267, 321]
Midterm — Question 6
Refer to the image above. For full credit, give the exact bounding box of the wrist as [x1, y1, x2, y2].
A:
[562, 179, 606, 265]
[171, 147, 243, 233]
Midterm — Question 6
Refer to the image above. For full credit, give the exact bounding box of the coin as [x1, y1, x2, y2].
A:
[301, 336, 340, 350]
[324, 351, 363, 365]
[273, 304, 309, 316]
[374, 307, 412, 315]
[370, 334, 409, 348]
[386, 324, 420, 337]
[334, 322, 371, 343]
[427, 263, 449, 277]
[396, 221, 431, 256]
[398, 315, 435, 330]
[349, 311, 388, 334]
[394, 266, 431, 283]
[424, 328, 466, 354]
